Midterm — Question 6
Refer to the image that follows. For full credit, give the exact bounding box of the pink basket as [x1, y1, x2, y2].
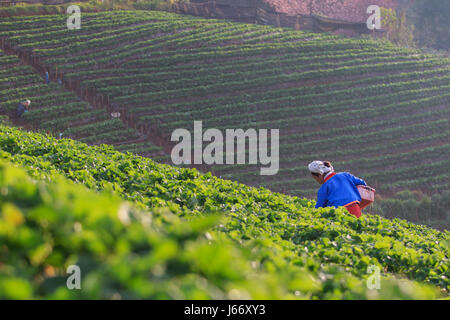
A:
[357, 185, 376, 209]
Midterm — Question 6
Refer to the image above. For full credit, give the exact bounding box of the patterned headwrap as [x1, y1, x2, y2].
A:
[308, 160, 333, 175]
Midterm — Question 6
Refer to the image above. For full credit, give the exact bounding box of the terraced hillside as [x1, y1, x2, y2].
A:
[0, 125, 448, 299]
[0, 49, 168, 161]
[0, 10, 449, 199]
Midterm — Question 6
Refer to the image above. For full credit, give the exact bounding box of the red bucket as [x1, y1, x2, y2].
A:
[357, 185, 376, 209]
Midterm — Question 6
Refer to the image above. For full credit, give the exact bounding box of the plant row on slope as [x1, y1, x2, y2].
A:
[0, 125, 448, 300]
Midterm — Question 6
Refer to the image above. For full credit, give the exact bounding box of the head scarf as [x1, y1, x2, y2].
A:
[24, 100, 31, 105]
[308, 160, 333, 175]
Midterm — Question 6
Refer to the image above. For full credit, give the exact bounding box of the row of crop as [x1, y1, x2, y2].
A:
[65, 47, 415, 82]
[212, 116, 450, 175]
[208, 92, 450, 134]
[83, 54, 427, 93]
[232, 143, 450, 187]
[0, 65, 32, 77]
[128, 24, 376, 53]
[275, 103, 450, 153]
[175, 84, 450, 134]
[61, 26, 274, 72]
[245, 159, 450, 195]
[114, 141, 164, 154]
[128, 66, 449, 118]
[1, 156, 443, 300]
[212, 118, 450, 175]
[34, 18, 213, 58]
[1, 91, 76, 114]
[80, 128, 141, 145]
[0, 16, 69, 32]
[150, 82, 448, 130]
[51, 36, 388, 72]
[122, 37, 409, 64]
[5, 15, 137, 42]
[162, 26, 280, 50]
[108, 50, 433, 82]
[37, 20, 254, 60]
[212, 104, 450, 174]
[23, 102, 89, 123]
[0, 10, 186, 34]
[122, 39, 396, 68]
[0, 73, 43, 91]
[0, 12, 190, 40]
[219, 132, 450, 182]
[0, 53, 49, 115]
[167, 22, 272, 43]
[124, 36, 386, 65]
[140, 78, 450, 134]
[0, 55, 20, 67]
[377, 174, 450, 194]
[64, 118, 128, 138]
[42, 109, 110, 132]
[229, 154, 450, 194]
[0, 158, 325, 300]
[0, 49, 165, 161]
[31, 20, 200, 58]
[148, 79, 450, 130]
[111, 58, 448, 107]
[119, 42, 413, 69]
[274, 162, 450, 197]
[0, 79, 56, 99]
[16, 20, 184, 50]
[244, 30, 340, 44]
[3, 11, 192, 44]
[0, 125, 447, 293]
[212, 106, 450, 179]
[41, 22, 226, 67]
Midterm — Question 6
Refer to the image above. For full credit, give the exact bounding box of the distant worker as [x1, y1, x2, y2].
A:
[45, 71, 49, 84]
[16, 100, 31, 118]
[308, 160, 370, 218]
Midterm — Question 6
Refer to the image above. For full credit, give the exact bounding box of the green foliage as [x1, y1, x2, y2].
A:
[0, 48, 163, 157]
[0, 0, 181, 18]
[1, 10, 447, 212]
[0, 115, 10, 126]
[0, 159, 297, 299]
[371, 191, 450, 230]
[0, 125, 448, 299]
[381, 8, 415, 48]
[0, 10, 448, 290]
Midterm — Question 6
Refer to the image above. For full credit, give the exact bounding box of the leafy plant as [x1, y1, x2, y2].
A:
[0, 125, 448, 300]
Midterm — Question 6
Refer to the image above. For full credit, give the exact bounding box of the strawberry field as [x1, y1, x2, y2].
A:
[0, 7, 449, 300]
[0, 48, 167, 159]
[0, 125, 448, 299]
[0, 10, 448, 199]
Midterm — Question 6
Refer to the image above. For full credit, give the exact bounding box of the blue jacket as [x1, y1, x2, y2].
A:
[16, 103, 25, 117]
[315, 172, 367, 209]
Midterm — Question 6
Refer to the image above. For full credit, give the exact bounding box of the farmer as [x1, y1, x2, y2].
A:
[16, 99, 31, 118]
[308, 160, 367, 218]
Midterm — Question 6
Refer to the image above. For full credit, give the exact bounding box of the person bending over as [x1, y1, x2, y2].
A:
[16, 100, 31, 118]
[308, 160, 367, 218]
